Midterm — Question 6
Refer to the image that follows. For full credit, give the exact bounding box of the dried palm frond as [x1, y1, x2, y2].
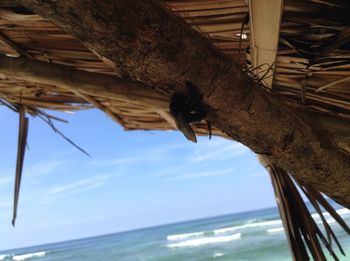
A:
[6, 103, 90, 225]
[34, 110, 90, 157]
[263, 159, 350, 261]
[12, 105, 29, 226]
[300, 183, 350, 256]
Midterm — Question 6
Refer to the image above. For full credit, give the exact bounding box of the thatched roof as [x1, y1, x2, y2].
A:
[1, 0, 349, 143]
[0, 0, 248, 136]
[1, 1, 350, 259]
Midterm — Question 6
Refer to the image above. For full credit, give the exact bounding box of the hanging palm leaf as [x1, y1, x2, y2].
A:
[12, 105, 29, 226]
[260, 156, 350, 261]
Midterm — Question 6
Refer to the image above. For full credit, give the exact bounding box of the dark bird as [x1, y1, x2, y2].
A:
[170, 81, 210, 143]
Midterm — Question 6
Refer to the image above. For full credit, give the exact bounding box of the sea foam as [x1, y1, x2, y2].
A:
[167, 232, 204, 241]
[167, 233, 241, 248]
[12, 251, 46, 261]
[336, 208, 350, 216]
[311, 208, 350, 220]
[214, 219, 282, 235]
[310, 208, 350, 226]
[0, 255, 8, 261]
[214, 208, 349, 236]
[213, 252, 224, 258]
[267, 227, 284, 234]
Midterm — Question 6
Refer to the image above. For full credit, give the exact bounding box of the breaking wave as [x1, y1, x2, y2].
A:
[167, 232, 204, 241]
[267, 227, 284, 234]
[214, 208, 349, 236]
[12, 251, 46, 261]
[0, 255, 9, 261]
[212, 252, 224, 258]
[167, 233, 241, 248]
[311, 208, 350, 219]
[336, 208, 350, 215]
[214, 220, 282, 235]
[311, 208, 350, 225]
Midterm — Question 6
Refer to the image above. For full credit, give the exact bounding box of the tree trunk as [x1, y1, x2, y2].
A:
[16, 0, 350, 207]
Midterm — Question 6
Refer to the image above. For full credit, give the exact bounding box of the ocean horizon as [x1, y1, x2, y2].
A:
[1, 205, 350, 261]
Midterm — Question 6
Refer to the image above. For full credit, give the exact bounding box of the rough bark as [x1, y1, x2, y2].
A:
[2, 54, 349, 139]
[3, 54, 350, 137]
[16, 0, 350, 207]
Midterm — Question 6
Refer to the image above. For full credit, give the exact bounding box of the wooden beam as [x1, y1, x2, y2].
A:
[248, 0, 284, 88]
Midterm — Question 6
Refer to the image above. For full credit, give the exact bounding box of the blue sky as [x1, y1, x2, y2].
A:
[0, 106, 276, 250]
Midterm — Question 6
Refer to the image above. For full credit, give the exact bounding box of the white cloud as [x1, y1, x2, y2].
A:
[250, 171, 266, 177]
[0, 175, 13, 187]
[167, 168, 235, 181]
[89, 157, 141, 167]
[25, 159, 67, 177]
[190, 139, 249, 163]
[47, 175, 111, 195]
[88, 143, 186, 168]
[0, 200, 12, 208]
[24, 175, 112, 206]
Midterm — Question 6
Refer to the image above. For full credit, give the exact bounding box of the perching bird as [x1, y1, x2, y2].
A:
[170, 81, 210, 143]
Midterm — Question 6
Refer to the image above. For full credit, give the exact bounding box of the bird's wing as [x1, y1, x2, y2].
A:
[175, 117, 197, 143]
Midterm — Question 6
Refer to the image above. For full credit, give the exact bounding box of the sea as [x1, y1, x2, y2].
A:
[1, 206, 350, 261]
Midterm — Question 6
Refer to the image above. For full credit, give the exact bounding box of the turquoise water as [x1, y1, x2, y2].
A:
[1, 206, 350, 261]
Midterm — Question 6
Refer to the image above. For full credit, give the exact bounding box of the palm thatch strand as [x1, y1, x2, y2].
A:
[264, 158, 350, 261]
[12, 105, 28, 226]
